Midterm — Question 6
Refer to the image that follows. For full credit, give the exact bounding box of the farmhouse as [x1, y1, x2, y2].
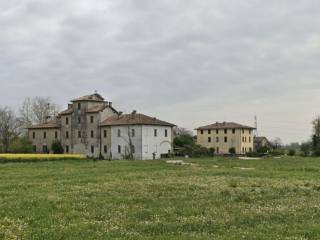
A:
[196, 122, 255, 155]
[28, 93, 174, 160]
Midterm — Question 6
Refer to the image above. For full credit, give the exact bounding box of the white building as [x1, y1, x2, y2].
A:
[100, 112, 175, 160]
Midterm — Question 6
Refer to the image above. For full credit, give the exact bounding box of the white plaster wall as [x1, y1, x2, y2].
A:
[110, 125, 143, 160]
[141, 126, 172, 160]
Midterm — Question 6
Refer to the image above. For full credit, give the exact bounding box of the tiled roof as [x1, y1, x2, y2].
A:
[100, 113, 175, 127]
[254, 136, 269, 143]
[71, 93, 105, 102]
[86, 105, 106, 113]
[59, 108, 74, 115]
[28, 121, 61, 129]
[196, 122, 255, 130]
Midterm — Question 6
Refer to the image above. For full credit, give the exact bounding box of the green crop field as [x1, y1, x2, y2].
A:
[1, 156, 320, 239]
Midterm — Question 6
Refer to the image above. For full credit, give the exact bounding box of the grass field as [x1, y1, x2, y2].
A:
[1, 156, 320, 239]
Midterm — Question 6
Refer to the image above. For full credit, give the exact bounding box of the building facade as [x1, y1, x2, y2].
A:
[196, 122, 255, 155]
[28, 93, 174, 160]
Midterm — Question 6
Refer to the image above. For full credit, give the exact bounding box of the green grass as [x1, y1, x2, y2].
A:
[1, 156, 320, 239]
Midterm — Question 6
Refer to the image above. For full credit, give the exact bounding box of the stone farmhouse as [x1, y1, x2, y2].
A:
[196, 122, 255, 155]
[28, 93, 175, 160]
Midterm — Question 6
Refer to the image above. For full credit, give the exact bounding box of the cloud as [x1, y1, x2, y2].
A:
[0, 0, 319, 143]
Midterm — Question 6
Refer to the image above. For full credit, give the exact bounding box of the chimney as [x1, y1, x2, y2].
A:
[131, 110, 137, 119]
[118, 111, 123, 119]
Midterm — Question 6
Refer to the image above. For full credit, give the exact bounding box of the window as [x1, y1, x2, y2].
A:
[43, 132, 46, 139]
[242, 129, 245, 134]
[91, 130, 94, 138]
[91, 145, 94, 154]
[242, 137, 245, 142]
[242, 147, 245, 153]
[55, 131, 58, 139]
[249, 147, 252, 152]
[224, 137, 228, 143]
[78, 131, 81, 138]
[216, 137, 219, 143]
[208, 137, 211, 143]
[165, 129, 168, 137]
[66, 131, 69, 139]
[154, 129, 157, 137]
[118, 145, 121, 153]
[208, 130, 211, 134]
[224, 129, 227, 134]
[78, 103, 81, 110]
[249, 130, 252, 134]
[216, 129, 219, 134]
[32, 132, 35, 139]
[200, 130, 204, 134]
[104, 145, 107, 153]
[90, 116, 94, 123]
[117, 129, 121, 137]
[33, 145, 36, 152]
[245, 137, 247, 142]
[78, 117, 81, 124]
[216, 147, 219, 153]
[65, 145, 69, 153]
[43, 145, 48, 153]
[104, 130, 107, 138]
[232, 129, 235, 134]
[131, 129, 135, 137]
[66, 117, 69, 125]
[249, 137, 251, 143]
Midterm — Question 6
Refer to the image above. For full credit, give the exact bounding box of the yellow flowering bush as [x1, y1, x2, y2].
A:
[0, 154, 86, 162]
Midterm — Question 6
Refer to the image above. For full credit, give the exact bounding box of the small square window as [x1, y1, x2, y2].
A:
[224, 129, 227, 134]
[208, 137, 211, 143]
[200, 130, 204, 134]
[232, 129, 235, 134]
[216, 129, 219, 134]
[208, 130, 211, 134]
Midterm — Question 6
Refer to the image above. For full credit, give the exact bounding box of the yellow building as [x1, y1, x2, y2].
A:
[196, 122, 255, 155]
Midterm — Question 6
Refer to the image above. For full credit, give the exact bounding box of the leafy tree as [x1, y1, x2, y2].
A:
[300, 142, 311, 157]
[311, 117, 320, 156]
[173, 133, 194, 147]
[51, 141, 64, 154]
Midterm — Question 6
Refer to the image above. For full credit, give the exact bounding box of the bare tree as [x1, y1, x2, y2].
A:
[123, 126, 134, 159]
[0, 107, 20, 152]
[173, 126, 193, 137]
[19, 97, 60, 133]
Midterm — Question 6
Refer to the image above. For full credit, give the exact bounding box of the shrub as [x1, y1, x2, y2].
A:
[51, 141, 64, 154]
[229, 147, 236, 155]
[288, 149, 296, 156]
[8, 137, 33, 153]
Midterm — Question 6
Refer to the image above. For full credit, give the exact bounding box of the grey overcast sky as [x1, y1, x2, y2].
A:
[0, 0, 320, 143]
